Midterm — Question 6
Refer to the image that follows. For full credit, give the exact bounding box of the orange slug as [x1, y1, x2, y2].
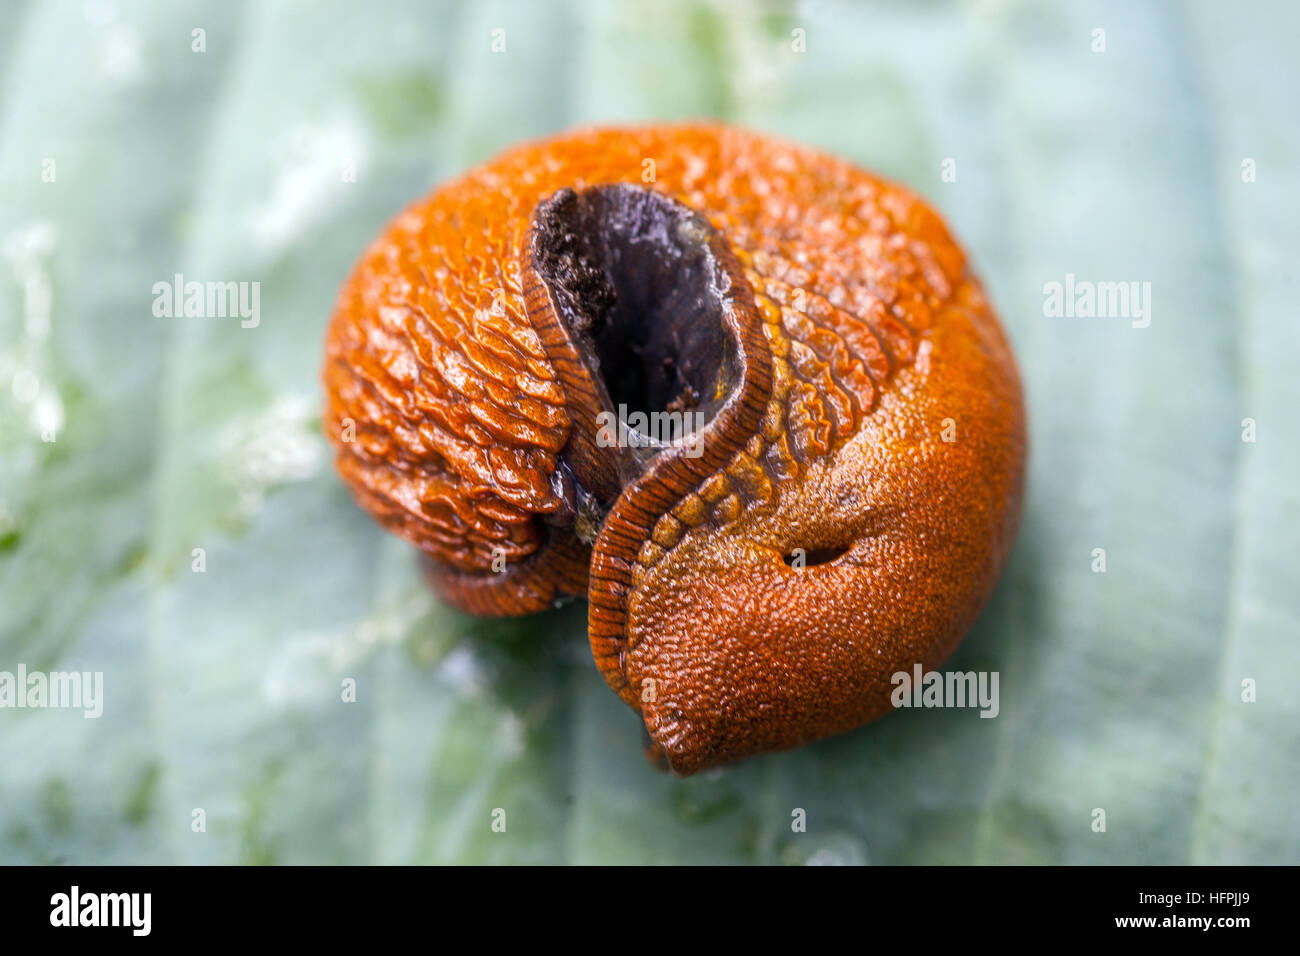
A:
[322, 123, 1025, 775]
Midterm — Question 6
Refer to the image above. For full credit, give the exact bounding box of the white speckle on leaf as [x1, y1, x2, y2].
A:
[101, 25, 145, 86]
[217, 394, 325, 519]
[721, 0, 785, 100]
[11, 368, 39, 403]
[2, 222, 60, 439]
[805, 846, 863, 865]
[252, 118, 369, 256]
[263, 590, 433, 706]
[498, 712, 525, 756]
[798, 833, 870, 866]
[262, 632, 337, 706]
[4, 221, 56, 340]
[34, 392, 65, 438]
[438, 647, 483, 694]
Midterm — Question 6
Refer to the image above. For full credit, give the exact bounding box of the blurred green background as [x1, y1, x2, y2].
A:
[1, 0, 1296, 864]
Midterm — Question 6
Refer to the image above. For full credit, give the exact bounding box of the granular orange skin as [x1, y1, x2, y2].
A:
[323, 123, 1026, 775]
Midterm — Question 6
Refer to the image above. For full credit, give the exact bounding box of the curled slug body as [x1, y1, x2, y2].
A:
[323, 124, 1025, 775]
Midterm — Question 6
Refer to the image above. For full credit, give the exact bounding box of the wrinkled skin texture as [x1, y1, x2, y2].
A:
[323, 124, 1025, 775]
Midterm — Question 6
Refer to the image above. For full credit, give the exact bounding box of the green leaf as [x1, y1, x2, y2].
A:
[1, 0, 1295, 864]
